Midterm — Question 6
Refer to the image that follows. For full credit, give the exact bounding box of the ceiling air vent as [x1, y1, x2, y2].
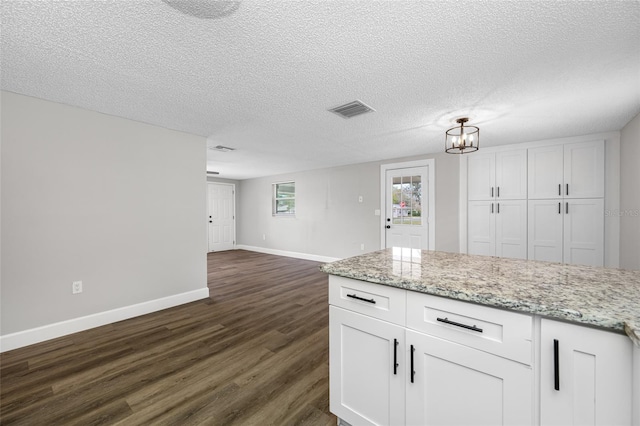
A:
[209, 145, 235, 152]
[328, 100, 375, 119]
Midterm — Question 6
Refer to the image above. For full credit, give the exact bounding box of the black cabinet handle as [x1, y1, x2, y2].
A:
[393, 339, 399, 375]
[491, 203, 494, 214]
[347, 293, 376, 304]
[558, 202, 561, 214]
[497, 203, 500, 214]
[410, 344, 415, 383]
[566, 184, 569, 196]
[491, 187, 494, 198]
[437, 317, 483, 333]
[558, 184, 561, 196]
[554, 339, 560, 391]
[497, 186, 500, 198]
[566, 202, 569, 214]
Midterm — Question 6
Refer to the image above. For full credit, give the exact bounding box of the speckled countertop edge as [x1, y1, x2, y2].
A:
[320, 249, 640, 347]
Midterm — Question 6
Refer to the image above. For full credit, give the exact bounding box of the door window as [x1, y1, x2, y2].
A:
[391, 175, 422, 225]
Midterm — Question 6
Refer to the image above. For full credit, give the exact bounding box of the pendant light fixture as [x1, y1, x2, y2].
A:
[445, 117, 479, 154]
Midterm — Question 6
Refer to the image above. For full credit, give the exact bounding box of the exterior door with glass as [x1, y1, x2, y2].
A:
[385, 167, 428, 249]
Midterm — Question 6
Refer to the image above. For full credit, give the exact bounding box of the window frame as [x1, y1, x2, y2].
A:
[272, 181, 296, 217]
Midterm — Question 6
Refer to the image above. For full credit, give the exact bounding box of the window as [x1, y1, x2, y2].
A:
[273, 182, 295, 216]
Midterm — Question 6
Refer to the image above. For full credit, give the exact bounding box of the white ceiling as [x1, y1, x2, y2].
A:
[2, 1, 639, 180]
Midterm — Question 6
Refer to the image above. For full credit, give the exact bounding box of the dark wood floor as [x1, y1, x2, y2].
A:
[0, 250, 335, 425]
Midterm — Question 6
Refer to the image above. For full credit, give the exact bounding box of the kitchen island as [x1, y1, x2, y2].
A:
[321, 248, 640, 426]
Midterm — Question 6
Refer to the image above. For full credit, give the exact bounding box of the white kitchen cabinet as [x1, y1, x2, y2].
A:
[528, 140, 604, 200]
[329, 306, 405, 426]
[329, 277, 534, 426]
[528, 198, 604, 266]
[468, 199, 527, 259]
[406, 330, 533, 426]
[468, 150, 527, 201]
[540, 319, 633, 426]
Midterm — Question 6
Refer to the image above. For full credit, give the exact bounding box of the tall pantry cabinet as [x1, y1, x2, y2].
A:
[467, 150, 528, 259]
[467, 140, 605, 267]
[527, 141, 605, 266]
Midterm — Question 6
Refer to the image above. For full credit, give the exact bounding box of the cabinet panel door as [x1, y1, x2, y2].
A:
[468, 200, 495, 256]
[329, 306, 405, 426]
[406, 330, 533, 426]
[468, 154, 496, 200]
[495, 200, 527, 259]
[528, 145, 564, 200]
[563, 198, 604, 267]
[528, 200, 563, 263]
[540, 319, 632, 426]
[495, 150, 527, 199]
[563, 140, 604, 199]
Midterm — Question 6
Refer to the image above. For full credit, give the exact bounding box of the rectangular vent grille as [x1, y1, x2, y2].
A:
[328, 100, 375, 119]
[209, 145, 235, 152]
[206, 171, 220, 175]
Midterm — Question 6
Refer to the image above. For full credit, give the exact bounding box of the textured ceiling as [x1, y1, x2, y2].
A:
[2, 0, 639, 180]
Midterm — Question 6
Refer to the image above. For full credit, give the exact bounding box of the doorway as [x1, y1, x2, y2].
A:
[207, 182, 236, 252]
[380, 160, 435, 250]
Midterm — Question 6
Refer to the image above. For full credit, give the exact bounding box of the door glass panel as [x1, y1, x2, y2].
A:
[391, 175, 422, 225]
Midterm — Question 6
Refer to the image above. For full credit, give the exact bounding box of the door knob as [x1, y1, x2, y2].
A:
[386, 225, 391, 229]
[209, 221, 212, 223]
[387, 218, 391, 222]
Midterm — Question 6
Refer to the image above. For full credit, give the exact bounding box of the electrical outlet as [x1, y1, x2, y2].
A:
[262, 234, 266, 240]
[358, 195, 363, 203]
[360, 243, 365, 251]
[72, 281, 83, 294]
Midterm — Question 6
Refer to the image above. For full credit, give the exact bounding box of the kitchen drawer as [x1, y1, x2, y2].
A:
[329, 276, 406, 326]
[406, 292, 532, 364]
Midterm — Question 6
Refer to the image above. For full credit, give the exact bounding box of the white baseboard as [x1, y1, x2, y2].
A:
[236, 245, 341, 263]
[0, 287, 209, 353]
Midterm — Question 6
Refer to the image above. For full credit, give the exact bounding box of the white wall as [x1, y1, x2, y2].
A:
[237, 152, 459, 260]
[620, 112, 640, 270]
[1, 92, 208, 339]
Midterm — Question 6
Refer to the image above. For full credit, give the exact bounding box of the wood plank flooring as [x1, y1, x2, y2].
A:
[0, 250, 336, 425]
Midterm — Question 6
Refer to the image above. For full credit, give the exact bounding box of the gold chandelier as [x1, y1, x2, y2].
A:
[445, 117, 479, 154]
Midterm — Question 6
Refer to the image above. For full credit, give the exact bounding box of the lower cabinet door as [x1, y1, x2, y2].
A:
[405, 330, 533, 426]
[329, 306, 405, 426]
[540, 319, 632, 426]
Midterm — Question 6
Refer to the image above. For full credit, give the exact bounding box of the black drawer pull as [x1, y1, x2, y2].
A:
[393, 339, 399, 375]
[347, 293, 376, 304]
[410, 344, 415, 383]
[554, 339, 560, 391]
[437, 317, 483, 333]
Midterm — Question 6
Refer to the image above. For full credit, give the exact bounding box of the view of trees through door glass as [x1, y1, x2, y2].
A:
[392, 175, 422, 225]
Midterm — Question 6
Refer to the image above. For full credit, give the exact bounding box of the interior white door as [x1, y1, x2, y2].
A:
[385, 167, 428, 249]
[207, 183, 235, 252]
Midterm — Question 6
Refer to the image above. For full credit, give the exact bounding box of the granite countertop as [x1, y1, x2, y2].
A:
[320, 248, 640, 346]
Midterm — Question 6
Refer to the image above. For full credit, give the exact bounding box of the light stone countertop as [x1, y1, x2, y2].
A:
[320, 248, 640, 346]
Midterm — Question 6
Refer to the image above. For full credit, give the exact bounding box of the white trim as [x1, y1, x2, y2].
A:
[380, 159, 436, 250]
[0, 288, 209, 353]
[237, 245, 341, 263]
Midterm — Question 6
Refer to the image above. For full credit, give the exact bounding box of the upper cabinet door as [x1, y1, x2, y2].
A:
[528, 145, 564, 200]
[495, 150, 527, 199]
[468, 153, 496, 200]
[564, 140, 605, 199]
